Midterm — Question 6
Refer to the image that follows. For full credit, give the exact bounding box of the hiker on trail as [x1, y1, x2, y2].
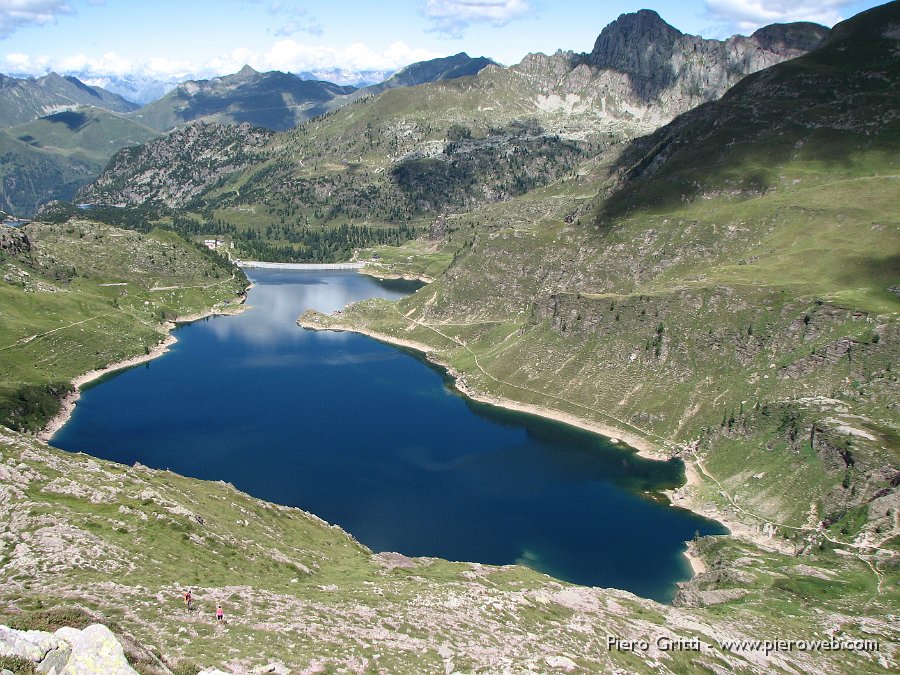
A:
[216, 603, 224, 624]
[183, 589, 193, 611]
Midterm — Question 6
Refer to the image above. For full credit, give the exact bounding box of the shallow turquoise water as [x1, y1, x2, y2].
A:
[52, 269, 726, 602]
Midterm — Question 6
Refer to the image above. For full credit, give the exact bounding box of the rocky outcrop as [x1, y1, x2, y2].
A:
[584, 9, 829, 122]
[778, 337, 860, 379]
[76, 122, 273, 208]
[811, 425, 856, 473]
[503, 10, 829, 133]
[0, 224, 31, 256]
[0, 623, 138, 674]
[673, 565, 755, 608]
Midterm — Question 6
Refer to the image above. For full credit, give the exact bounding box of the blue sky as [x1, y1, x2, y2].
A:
[0, 0, 889, 80]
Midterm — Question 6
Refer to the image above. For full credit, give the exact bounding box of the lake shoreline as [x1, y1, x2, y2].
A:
[38, 300, 248, 443]
[297, 317, 745, 580]
[297, 318, 662, 454]
[357, 267, 435, 284]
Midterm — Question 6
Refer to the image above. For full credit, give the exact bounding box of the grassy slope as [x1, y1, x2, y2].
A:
[8, 108, 160, 165]
[0, 429, 895, 674]
[0, 220, 246, 431]
[0, 132, 99, 217]
[0, 109, 160, 217]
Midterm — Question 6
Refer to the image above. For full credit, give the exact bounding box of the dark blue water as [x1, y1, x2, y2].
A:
[52, 269, 725, 601]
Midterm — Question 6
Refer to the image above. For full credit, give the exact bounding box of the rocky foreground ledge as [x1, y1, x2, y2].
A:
[0, 623, 136, 674]
[1, 427, 895, 674]
[0, 623, 247, 675]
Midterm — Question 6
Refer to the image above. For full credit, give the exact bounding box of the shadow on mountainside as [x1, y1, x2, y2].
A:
[596, 2, 900, 223]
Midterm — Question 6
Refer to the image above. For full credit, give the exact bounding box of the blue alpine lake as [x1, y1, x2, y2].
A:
[52, 269, 726, 602]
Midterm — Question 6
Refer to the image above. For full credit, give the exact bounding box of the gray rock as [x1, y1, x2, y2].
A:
[588, 9, 829, 112]
[0, 624, 66, 662]
[696, 588, 749, 606]
[38, 646, 73, 674]
[55, 624, 138, 675]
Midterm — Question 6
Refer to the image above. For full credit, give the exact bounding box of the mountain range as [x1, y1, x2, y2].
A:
[130, 65, 357, 132]
[1, 13, 832, 219]
[0, 53, 497, 216]
[0, 72, 138, 128]
[130, 54, 496, 132]
[74, 10, 831, 234]
[0, 108, 160, 215]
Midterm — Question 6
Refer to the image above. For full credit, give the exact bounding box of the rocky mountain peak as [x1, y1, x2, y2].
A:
[37, 71, 67, 86]
[589, 9, 683, 71]
[578, 9, 830, 113]
[235, 64, 260, 79]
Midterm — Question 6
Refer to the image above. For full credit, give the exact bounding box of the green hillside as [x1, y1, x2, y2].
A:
[331, 52, 495, 106]
[131, 56, 494, 133]
[0, 220, 246, 432]
[0, 426, 894, 674]
[0, 108, 161, 216]
[131, 66, 357, 133]
[10, 108, 160, 165]
[0, 131, 99, 216]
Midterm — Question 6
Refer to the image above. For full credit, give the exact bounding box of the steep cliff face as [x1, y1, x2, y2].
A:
[583, 10, 829, 123]
[497, 11, 829, 132]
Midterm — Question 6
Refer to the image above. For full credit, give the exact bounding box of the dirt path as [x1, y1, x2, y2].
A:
[0, 313, 112, 352]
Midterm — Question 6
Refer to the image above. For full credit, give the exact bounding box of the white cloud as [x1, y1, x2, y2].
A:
[705, 0, 855, 34]
[55, 51, 132, 75]
[420, 0, 533, 37]
[0, 0, 72, 38]
[145, 56, 194, 79]
[260, 39, 439, 73]
[2, 40, 441, 81]
[267, 2, 322, 38]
